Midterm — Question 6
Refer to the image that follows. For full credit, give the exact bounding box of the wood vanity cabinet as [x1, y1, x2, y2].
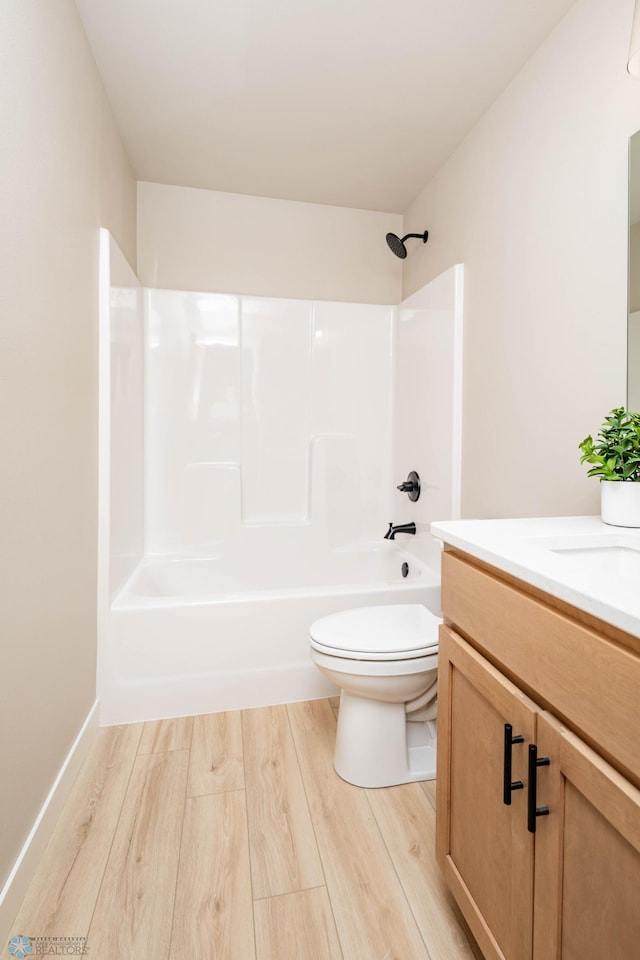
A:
[436, 549, 640, 960]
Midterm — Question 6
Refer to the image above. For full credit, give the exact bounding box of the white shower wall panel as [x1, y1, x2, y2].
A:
[145, 290, 394, 553]
[393, 264, 463, 567]
[311, 302, 394, 542]
[241, 298, 312, 521]
[107, 234, 144, 599]
[146, 290, 242, 553]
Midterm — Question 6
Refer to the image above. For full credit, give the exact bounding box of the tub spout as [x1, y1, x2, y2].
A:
[384, 521, 416, 540]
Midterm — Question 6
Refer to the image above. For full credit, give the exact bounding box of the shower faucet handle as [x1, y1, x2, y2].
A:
[396, 471, 421, 502]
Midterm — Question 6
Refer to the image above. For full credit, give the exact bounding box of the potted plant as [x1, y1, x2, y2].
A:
[579, 407, 640, 527]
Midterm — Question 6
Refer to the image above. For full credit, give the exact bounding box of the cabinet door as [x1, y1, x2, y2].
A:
[437, 626, 537, 960]
[533, 712, 640, 960]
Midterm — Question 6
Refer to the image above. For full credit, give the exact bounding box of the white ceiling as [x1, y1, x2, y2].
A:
[75, 0, 577, 213]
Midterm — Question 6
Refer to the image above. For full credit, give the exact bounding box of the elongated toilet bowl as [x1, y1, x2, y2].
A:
[309, 604, 441, 788]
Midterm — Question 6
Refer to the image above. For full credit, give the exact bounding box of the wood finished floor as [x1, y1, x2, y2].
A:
[11, 698, 480, 960]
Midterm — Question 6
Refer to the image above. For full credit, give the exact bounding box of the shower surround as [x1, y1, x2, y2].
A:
[99, 231, 462, 724]
[146, 291, 394, 552]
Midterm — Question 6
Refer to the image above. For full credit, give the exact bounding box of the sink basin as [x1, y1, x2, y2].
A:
[525, 534, 640, 583]
[550, 545, 640, 580]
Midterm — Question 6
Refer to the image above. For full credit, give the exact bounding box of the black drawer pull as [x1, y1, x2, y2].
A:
[527, 743, 550, 832]
[503, 723, 525, 805]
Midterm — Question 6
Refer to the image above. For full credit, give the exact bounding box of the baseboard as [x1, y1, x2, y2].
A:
[0, 701, 100, 945]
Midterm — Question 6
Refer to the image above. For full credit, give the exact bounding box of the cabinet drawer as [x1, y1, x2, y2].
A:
[441, 551, 640, 787]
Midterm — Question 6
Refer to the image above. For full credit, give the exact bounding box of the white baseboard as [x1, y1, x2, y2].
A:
[0, 701, 100, 946]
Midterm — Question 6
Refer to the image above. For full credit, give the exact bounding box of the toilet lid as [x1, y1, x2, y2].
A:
[309, 604, 441, 661]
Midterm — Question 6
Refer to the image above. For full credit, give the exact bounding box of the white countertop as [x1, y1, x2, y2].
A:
[430, 516, 640, 639]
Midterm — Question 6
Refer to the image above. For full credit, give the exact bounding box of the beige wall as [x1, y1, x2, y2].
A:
[630, 222, 640, 312]
[137, 181, 403, 304]
[0, 0, 136, 897]
[403, 0, 640, 519]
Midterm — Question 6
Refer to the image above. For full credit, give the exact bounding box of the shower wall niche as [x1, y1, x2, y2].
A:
[145, 290, 394, 553]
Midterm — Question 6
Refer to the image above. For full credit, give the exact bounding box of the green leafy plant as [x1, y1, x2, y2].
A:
[579, 407, 640, 481]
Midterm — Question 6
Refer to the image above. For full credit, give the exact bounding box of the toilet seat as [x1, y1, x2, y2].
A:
[309, 603, 441, 661]
[311, 646, 437, 678]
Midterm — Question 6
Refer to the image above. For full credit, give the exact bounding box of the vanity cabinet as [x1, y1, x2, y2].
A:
[436, 549, 640, 960]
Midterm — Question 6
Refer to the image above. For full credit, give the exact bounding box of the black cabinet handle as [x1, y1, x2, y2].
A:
[527, 743, 550, 832]
[503, 723, 525, 805]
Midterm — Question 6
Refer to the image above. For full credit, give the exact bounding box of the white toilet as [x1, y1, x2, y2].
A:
[309, 603, 441, 788]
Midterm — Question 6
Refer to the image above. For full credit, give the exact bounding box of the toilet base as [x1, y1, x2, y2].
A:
[333, 692, 437, 788]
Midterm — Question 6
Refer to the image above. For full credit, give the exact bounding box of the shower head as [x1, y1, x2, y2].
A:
[385, 230, 429, 259]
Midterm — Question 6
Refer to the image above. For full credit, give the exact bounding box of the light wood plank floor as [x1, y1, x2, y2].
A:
[10, 698, 480, 960]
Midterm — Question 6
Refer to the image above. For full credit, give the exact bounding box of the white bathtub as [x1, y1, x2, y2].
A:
[103, 536, 440, 725]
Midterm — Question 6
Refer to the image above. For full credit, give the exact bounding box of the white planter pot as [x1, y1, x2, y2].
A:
[600, 480, 640, 528]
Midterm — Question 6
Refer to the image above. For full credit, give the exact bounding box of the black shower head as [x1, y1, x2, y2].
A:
[385, 230, 429, 259]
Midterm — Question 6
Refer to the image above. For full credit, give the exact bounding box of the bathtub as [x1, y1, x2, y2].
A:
[102, 536, 440, 725]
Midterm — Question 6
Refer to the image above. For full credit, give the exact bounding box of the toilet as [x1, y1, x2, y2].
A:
[309, 603, 441, 788]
